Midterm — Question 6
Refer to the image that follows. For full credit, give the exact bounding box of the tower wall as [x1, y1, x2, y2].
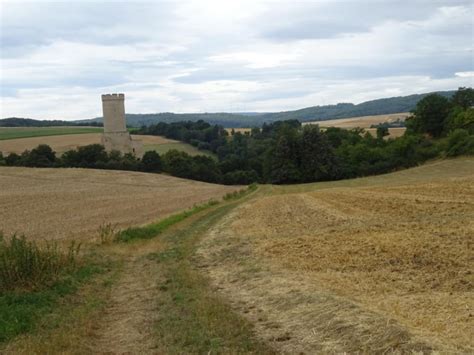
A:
[102, 94, 126, 133]
[101, 93, 143, 156]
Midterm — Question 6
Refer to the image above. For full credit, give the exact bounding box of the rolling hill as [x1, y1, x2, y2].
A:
[1, 90, 455, 128]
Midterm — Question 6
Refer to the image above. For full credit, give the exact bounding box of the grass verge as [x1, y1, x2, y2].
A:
[116, 199, 220, 242]
[0, 262, 104, 344]
[0, 233, 108, 345]
[0, 233, 80, 291]
[116, 184, 258, 243]
[223, 183, 258, 201]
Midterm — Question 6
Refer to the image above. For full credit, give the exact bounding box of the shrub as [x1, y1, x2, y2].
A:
[62, 144, 107, 167]
[223, 183, 258, 201]
[0, 233, 80, 291]
[97, 223, 118, 244]
[21, 144, 57, 167]
[116, 200, 219, 242]
[222, 170, 259, 185]
[5, 153, 21, 166]
[162, 149, 194, 178]
[197, 142, 211, 151]
[376, 126, 389, 139]
[141, 150, 162, 172]
[446, 129, 474, 157]
[0, 152, 5, 166]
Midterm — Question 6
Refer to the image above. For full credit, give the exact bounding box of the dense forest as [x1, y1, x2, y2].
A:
[1, 88, 472, 185]
[1, 90, 454, 128]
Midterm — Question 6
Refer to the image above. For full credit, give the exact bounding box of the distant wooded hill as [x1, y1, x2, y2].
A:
[0, 117, 103, 128]
[1, 90, 455, 128]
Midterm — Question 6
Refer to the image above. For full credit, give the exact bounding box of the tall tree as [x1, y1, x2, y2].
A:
[412, 94, 451, 137]
[451, 87, 474, 109]
[299, 125, 339, 182]
[265, 128, 300, 184]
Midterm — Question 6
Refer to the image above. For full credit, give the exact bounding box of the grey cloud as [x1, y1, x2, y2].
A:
[257, 1, 471, 40]
[1, 2, 176, 51]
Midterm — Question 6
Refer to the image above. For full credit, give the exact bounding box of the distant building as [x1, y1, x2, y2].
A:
[101, 93, 142, 156]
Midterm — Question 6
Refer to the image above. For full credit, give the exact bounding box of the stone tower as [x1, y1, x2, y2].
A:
[101, 93, 142, 156]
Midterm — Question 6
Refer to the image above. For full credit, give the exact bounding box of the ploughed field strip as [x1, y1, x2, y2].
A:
[197, 158, 474, 353]
[0, 167, 239, 241]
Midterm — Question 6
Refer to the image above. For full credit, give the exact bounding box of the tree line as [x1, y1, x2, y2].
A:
[1, 87, 472, 185]
[0, 144, 223, 183]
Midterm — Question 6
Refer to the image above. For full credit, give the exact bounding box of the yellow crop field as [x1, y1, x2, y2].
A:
[198, 158, 474, 353]
[0, 167, 239, 241]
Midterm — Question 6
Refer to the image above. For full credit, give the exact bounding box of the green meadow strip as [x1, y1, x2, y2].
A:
[0, 127, 102, 140]
[223, 183, 258, 201]
[115, 200, 220, 242]
[116, 184, 259, 243]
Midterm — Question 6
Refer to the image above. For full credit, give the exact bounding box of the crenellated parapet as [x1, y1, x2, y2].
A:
[101, 93, 125, 101]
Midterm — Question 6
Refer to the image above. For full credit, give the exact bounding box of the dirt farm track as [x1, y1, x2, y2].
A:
[0, 167, 239, 241]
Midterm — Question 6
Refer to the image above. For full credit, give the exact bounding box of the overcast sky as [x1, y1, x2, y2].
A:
[1, 0, 473, 120]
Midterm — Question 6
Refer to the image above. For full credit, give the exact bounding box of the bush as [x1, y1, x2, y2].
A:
[21, 144, 57, 167]
[222, 170, 259, 185]
[190, 155, 221, 183]
[446, 129, 474, 157]
[141, 150, 162, 172]
[223, 183, 258, 200]
[62, 144, 107, 168]
[0, 152, 5, 166]
[162, 150, 194, 178]
[0, 233, 80, 291]
[5, 153, 21, 166]
[376, 126, 389, 139]
[197, 142, 211, 151]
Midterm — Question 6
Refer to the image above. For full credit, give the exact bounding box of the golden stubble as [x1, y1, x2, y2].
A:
[198, 158, 474, 352]
[0, 167, 239, 242]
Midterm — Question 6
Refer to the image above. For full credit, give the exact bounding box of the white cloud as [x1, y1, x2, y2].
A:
[455, 71, 474, 78]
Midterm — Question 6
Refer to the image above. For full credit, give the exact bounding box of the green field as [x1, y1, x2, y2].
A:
[144, 142, 215, 157]
[0, 127, 103, 140]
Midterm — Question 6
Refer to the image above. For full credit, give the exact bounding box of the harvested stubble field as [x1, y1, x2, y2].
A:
[365, 126, 406, 138]
[303, 112, 410, 128]
[0, 133, 177, 155]
[0, 167, 239, 241]
[198, 157, 474, 353]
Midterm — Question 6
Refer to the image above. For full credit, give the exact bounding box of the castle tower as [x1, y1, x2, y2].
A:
[101, 93, 142, 156]
[102, 93, 127, 133]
